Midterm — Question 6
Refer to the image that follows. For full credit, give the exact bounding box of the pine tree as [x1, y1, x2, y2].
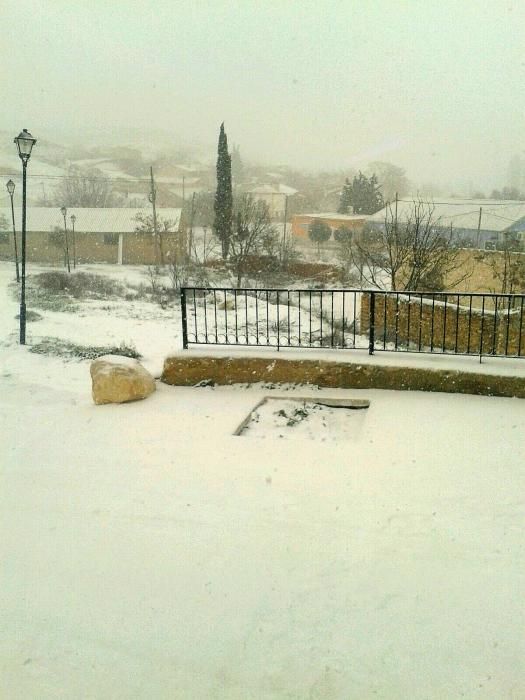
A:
[349, 171, 384, 215]
[338, 178, 352, 214]
[214, 123, 233, 259]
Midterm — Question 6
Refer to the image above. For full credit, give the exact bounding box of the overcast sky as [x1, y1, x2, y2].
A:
[2, 0, 524, 190]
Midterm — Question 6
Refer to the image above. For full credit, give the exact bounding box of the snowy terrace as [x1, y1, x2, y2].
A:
[1, 261, 525, 698]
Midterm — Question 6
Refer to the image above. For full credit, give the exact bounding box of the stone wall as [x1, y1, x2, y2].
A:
[361, 293, 524, 356]
[0, 231, 185, 265]
[444, 248, 525, 295]
[161, 354, 525, 399]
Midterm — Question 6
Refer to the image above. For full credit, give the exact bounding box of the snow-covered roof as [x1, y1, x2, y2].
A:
[249, 184, 299, 196]
[0, 207, 182, 233]
[296, 212, 369, 221]
[368, 199, 525, 233]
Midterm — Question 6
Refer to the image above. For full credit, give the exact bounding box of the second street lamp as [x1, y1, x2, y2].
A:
[70, 214, 77, 268]
[6, 179, 19, 282]
[60, 206, 71, 273]
[14, 128, 37, 345]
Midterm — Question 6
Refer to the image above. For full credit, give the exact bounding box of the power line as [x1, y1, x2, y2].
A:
[397, 198, 525, 207]
[0, 171, 191, 185]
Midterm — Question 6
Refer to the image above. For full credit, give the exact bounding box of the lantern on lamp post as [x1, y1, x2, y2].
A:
[60, 206, 71, 273]
[6, 179, 19, 282]
[13, 129, 37, 344]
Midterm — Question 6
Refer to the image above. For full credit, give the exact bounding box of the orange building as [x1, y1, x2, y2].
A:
[291, 213, 369, 240]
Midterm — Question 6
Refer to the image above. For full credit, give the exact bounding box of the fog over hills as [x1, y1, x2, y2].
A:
[2, 1, 524, 199]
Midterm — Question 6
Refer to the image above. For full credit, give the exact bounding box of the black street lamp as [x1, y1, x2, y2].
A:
[60, 206, 71, 273]
[70, 214, 77, 268]
[6, 179, 19, 282]
[14, 129, 37, 345]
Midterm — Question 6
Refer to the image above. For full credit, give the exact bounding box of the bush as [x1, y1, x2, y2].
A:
[32, 271, 125, 299]
[30, 337, 141, 361]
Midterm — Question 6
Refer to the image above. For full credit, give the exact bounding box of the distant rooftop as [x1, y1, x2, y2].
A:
[295, 212, 369, 221]
[249, 184, 298, 196]
[368, 198, 525, 233]
[0, 207, 182, 233]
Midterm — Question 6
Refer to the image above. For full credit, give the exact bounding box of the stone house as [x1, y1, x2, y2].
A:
[0, 207, 183, 266]
[248, 184, 300, 219]
[291, 213, 369, 241]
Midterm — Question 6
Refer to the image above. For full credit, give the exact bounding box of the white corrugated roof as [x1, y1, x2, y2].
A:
[296, 213, 369, 221]
[0, 207, 182, 233]
[367, 199, 525, 232]
[249, 184, 299, 196]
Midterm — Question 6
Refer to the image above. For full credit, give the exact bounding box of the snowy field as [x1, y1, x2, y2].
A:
[1, 261, 525, 699]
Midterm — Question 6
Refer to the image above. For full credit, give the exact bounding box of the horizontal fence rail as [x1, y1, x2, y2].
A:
[180, 287, 525, 360]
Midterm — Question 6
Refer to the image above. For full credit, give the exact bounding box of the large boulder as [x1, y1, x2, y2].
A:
[90, 355, 156, 405]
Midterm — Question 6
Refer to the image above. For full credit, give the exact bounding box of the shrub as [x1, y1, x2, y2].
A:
[30, 337, 141, 361]
[32, 271, 125, 299]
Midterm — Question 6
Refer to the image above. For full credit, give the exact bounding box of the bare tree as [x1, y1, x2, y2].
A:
[134, 212, 179, 265]
[229, 195, 278, 287]
[347, 199, 470, 291]
[485, 233, 525, 295]
[52, 166, 121, 208]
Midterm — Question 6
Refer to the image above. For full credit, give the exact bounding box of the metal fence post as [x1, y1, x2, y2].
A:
[368, 292, 375, 355]
[180, 287, 188, 349]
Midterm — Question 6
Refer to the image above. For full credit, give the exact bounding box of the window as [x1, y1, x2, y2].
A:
[104, 233, 119, 245]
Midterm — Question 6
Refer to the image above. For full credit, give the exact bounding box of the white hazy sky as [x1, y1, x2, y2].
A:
[2, 0, 524, 189]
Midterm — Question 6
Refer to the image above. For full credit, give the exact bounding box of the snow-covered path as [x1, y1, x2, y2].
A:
[1, 261, 525, 698]
[1, 369, 525, 698]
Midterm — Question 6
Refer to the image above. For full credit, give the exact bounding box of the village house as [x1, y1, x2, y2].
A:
[248, 184, 300, 219]
[291, 212, 369, 240]
[367, 198, 525, 250]
[0, 207, 184, 266]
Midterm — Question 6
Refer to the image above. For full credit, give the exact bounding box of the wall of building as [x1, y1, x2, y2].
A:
[0, 231, 186, 266]
[292, 215, 367, 239]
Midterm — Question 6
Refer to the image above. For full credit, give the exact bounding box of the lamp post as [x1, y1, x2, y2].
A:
[60, 206, 71, 273]
[70, 214, 76, 268]
[14, 129, 37, 345]
[6, 179, 19, 282]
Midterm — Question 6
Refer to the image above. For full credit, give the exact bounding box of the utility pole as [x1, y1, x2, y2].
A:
[394, 192, 398, 239]
[188, 191, 195, 258]
[182, 175, 185, 203]
[61, 206, 71, 273]
[71, 214, 77, 268]
[281, 194, 288, 263]
[149, 166, 160, 264]
[476, 207, 482, 249]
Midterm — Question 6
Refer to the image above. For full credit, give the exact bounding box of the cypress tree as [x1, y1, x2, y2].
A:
[338, 178, 352, 214]
[214, 122, 233, 259]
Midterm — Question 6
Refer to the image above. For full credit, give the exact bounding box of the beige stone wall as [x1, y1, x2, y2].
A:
[291, 215, 367, 239]
[0, 230, 186, 266]
[361, 293, 524, 356]
[444, 248, 524, 294]
[161, 354, 525, 398]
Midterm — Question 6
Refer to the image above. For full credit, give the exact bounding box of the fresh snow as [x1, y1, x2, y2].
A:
[1, 261, 525, 699]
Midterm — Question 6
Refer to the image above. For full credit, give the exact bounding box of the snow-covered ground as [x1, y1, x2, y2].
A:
[1, 261, 525, 698]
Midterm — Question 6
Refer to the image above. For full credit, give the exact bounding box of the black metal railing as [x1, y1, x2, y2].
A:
[180, 287, 525, 359]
